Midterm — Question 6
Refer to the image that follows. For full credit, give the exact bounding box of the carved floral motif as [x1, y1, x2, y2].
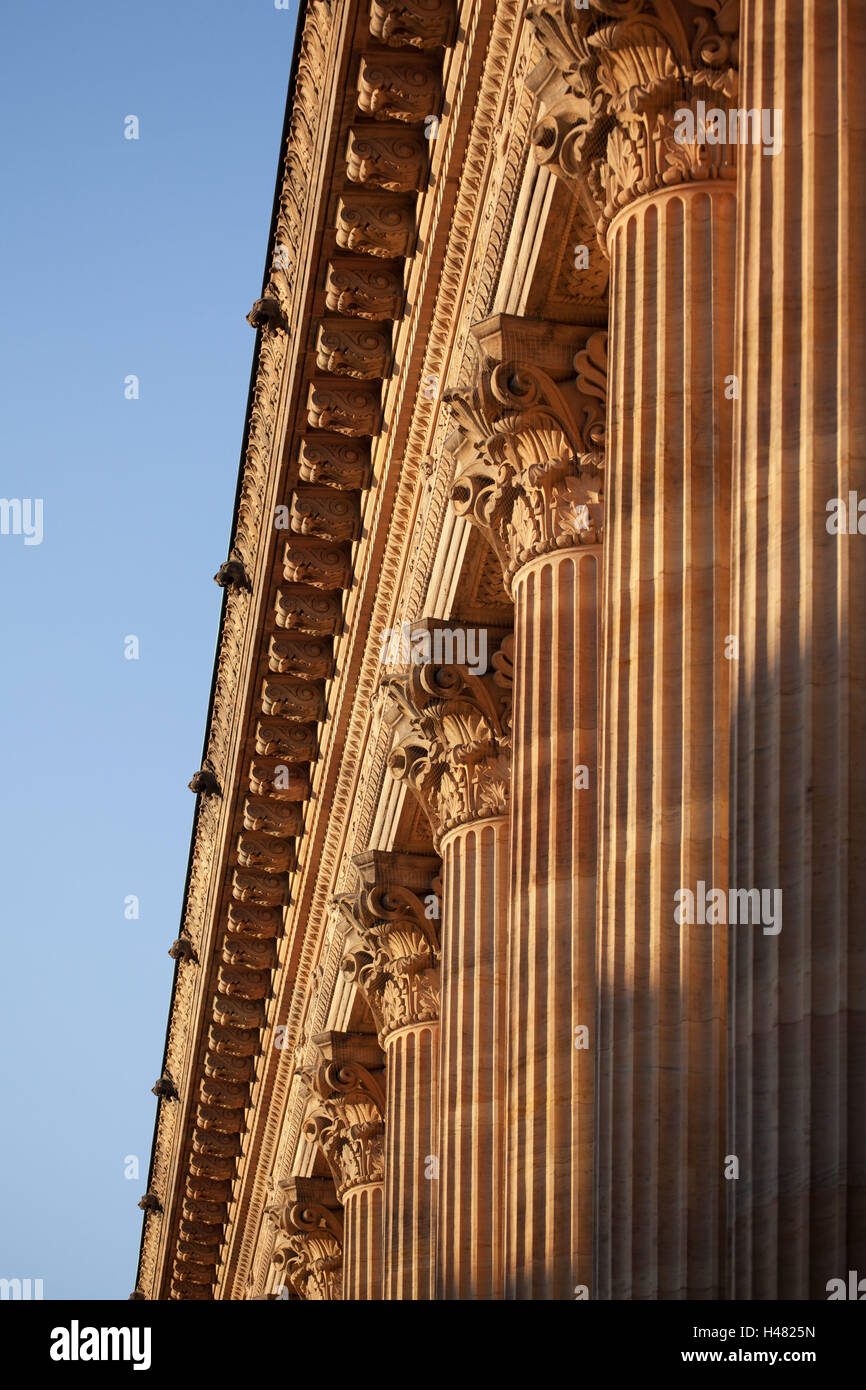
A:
[300, 1046, 386, 1199]
[369, 0, 457, 51]
[307, 380, 382, 436]
[274, 587, 343, 634]
[337, 851, 441, 1042]
[324, 262, 404, 324]
[299, 435, 372, 489]
[448, 339, 607, 588]
[528, 0, 740, 241]
[357, 54, 440, 123]
[336, 195, 416, 259]
[268, 633, 336, 679]
[315, 321, 392, 379]
[345, 127, 428, 193]
[381, 630, 513, 840]
[270, 1197, 344, 1301]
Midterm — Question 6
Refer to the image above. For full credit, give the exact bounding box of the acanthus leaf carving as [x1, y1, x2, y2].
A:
[243, 796, 305, 838]
[226, 901, 283, 942]
[261, 675, 327, 722]
[315, 320, 392, 379]
[268, 632, 336, 679]
[298, 435, 372, 490]
[282, 538, 353, 591]
[357, 54, 440, 123]
[231, 869, 289, 909]
[324, 260, 404, 323]
[381, 626, 513, 841]
[268, 1182, 344, 1301]
[527, 0, 740, 241]
[345, 127, 428, 193]
[289, 491, 360, 544]
[274, 586, 343, 634]
[369, 0, 457, 51]
[235, 831, 295, 876]
[336, 850, 441, 1042]
[254, 719, 319, 762]
[299, 1036, 386, 1199]
[448, 329, 607, 588]
[307, 380, 382, 436]
[336, 194, 416, 259]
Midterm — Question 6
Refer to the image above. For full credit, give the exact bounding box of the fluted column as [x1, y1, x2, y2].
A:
[338, 849, 441, 1299]
[729, 0, 866, 1298]
[529, 1, 739, 1298]
[384, 627, 513, 1298]
[300, 1031, 386, 1300]
[599, 184, 734, 1301]
[438, 815, 509, 1299]
[449, 316, 606, 1298]
[507, 548, 599, 1298]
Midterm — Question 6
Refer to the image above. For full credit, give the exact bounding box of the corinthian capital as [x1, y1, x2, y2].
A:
[300, 1033, 386, 1199]
[267, 1177, 344, 1302]
[447, 318, 607, 590]
[528, 1, 740, 240]
[336, 850, 441, 1043]
[381, 624, 513, 841]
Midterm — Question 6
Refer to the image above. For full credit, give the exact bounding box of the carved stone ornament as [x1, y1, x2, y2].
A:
[246, 296, 289, 332]
[226, 900, 283, 940]
[527, 0, 741, 242]
[248, 758, 310, 804]
[357, 54, 440, 123]
[235, 832, 293, 876]
[274, 586, 343, 634]
[282, 538, 353, 591]
[336, 194, 416, 259]
[345, 127, 428, 193]
[261, 675, 327, 722]
[298, 434, 372, 490]
[287, 490, 361, 545]
[324, 261, 404, 323]
[268, 1180, 344, 1302]
[300, 1038, 386, 1199]
[448, 333, 607, 590]
[336, 850, 441, 1043]
[254, 718, 318, 761]
[243, 796, 304, 838]
[381, 627, 514, 841]
[307, 380, 382, 436]
[369, 0, 457, 51]
[268, 631, 336, 677]
[315, 320, 392, 380]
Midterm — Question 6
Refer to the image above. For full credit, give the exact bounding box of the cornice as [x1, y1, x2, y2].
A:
[223, 0, 535, 1299]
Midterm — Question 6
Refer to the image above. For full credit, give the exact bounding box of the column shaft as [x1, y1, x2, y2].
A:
[342, 1184, 384, 1300]
[504, 548, 599, 1299]
[383, 1022, 438, 1298]
[597, 185, 736, 1298]
[729, 0, 866, 1298]
[438, 816, 509, 1299]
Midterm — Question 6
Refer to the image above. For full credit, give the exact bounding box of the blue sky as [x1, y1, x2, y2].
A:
[0, 0, 300, 1299]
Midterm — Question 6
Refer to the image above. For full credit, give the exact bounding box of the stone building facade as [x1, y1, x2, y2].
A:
[135, 0, 866, 1300]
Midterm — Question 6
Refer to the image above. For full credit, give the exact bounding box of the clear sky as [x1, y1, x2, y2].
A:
[0, 0, 300, 1300]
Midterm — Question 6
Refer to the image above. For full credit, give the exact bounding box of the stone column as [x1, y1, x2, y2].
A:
[300, 1031, 386, 1300]
[529, 2, 739, 1298]
[728, 0, 866, 1299]
[449, 316, 606, 1298]
[383, 626, 513, 1299]
[338, 849, 441, 1300]
[437, 815, 510, 1299]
